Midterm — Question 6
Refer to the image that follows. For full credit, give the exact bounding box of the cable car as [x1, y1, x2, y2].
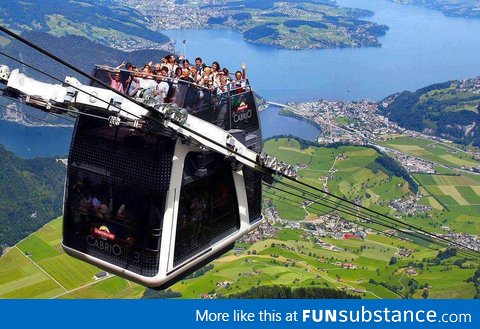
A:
[1, 63, 283, 289]
[63, 66, 269, 288]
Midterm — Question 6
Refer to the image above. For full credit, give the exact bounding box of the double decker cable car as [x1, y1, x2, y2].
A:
[0, 62, 295, 289]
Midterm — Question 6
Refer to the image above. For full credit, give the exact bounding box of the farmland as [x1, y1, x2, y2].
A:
[171, 138, 479, 299]
[381, 136, 480, 170]
[173, 227, 478, 299]
[263, 138, 413, 221]
[0, 218, 145, 299]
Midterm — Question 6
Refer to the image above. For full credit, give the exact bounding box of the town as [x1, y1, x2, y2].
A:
[118, 0, 388, 50]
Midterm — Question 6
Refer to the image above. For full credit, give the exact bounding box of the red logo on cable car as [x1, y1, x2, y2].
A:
[94, 226, 116, 241]
[237, 101, 249, 112]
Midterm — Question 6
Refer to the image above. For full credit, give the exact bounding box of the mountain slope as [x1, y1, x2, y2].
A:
[0, 31, 170, 125]
[0, 144, 66, 247]
[379, 78, 480, 146]
[1, 0, 170, 50]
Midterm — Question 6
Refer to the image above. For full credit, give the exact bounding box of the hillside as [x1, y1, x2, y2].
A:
[389, 0, 480, 18]
[1, 139, 478, 299]
[0, 0, 170, 50]
[0, 144, 65, 247]
[379, 78, 480, 147]
[0, 31, 170, 125]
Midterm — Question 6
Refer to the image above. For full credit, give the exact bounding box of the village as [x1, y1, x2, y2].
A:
[281, 99, 480, 175]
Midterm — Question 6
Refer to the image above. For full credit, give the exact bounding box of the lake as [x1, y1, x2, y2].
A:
[0, 120, 72, 158]
[163, 0, 480, 103]
[3, 0, 480, 156]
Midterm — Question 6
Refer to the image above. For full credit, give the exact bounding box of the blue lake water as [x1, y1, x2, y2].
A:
[164, 0, 480, 103]
[0, 120, 72, 158]
[3, 0, 480, 156]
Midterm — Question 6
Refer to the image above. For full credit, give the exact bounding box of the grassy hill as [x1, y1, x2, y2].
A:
[170, 228, 477, 299]
[263, 138, 414, 221]
[379, 79, 480, 147]
[0, 217, 145, 298]
[0, 0, 169, 50]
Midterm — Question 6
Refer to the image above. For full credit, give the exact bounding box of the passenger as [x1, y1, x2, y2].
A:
[152, 63, 162, 76]
[195, 57, 206, 76]
[89, 192, 109, 218]
[177, 55, 186, 68]
[180, 68, 195, 83]
[154, 67, 170, 102]
[217, 70, 229, 93]
[200, 67, 214, 87]
[222, 68, 231, 81]
[107, 70, 125, 93]
[122, 62, 134, 91]
[241, 63, 247, 79]
[138, 68, 157, 90]
[161, 56, 168, 69]
[211, 61, 221, 86]
[189, 66, 201, 84]
[232, 69, 247, 93]
[127, 70, 141, 97]
[174, 66, 183, 79]
[190, 194, 206, 246]
[183, 59, 191, 70]
[78, 193, 92, 212]
[166, 54, 178, 77]
[142, 62, 153, 75]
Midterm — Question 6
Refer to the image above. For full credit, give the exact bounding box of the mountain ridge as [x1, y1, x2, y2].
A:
[379, 77, 480, 147]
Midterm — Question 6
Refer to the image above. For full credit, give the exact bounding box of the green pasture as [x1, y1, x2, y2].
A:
[0, 218, 145, 299]
[382, 136, 480, 170]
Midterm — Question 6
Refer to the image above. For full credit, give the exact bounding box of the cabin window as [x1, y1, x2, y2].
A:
[173, 153, 240, 266]
[63, 116, 175, 276]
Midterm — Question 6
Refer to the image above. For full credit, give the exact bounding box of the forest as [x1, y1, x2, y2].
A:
[0, 144, 66, 248]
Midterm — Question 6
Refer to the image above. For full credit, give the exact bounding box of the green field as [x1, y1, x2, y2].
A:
[381, 136, 480, 170]
[172, 228, 478, 299]
[264, 139, 413, 221]
[0, 218, 145, 299]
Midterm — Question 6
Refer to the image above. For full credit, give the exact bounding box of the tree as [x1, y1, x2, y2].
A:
[422, 289, 429, 299]
[389, 256, 398, 265]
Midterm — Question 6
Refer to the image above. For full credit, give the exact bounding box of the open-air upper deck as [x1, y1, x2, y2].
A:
[91, 65, 262, 151]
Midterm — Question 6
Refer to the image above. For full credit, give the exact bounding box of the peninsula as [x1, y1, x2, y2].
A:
[120, 0, 389, 50]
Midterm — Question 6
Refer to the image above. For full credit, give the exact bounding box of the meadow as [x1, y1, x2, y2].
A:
[0, 218, 145, 299]
[172, 138, 479, 299]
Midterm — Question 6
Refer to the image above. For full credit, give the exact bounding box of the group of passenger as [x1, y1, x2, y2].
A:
[105, 55, 248, 103]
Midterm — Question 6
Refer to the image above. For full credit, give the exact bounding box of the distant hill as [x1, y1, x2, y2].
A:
[388, 0, 480, 19]
[1, 0, 170, 49]
[0, 144, 66, 247]
[379, 78, 480, 147]
[0, 31, 170, 125]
